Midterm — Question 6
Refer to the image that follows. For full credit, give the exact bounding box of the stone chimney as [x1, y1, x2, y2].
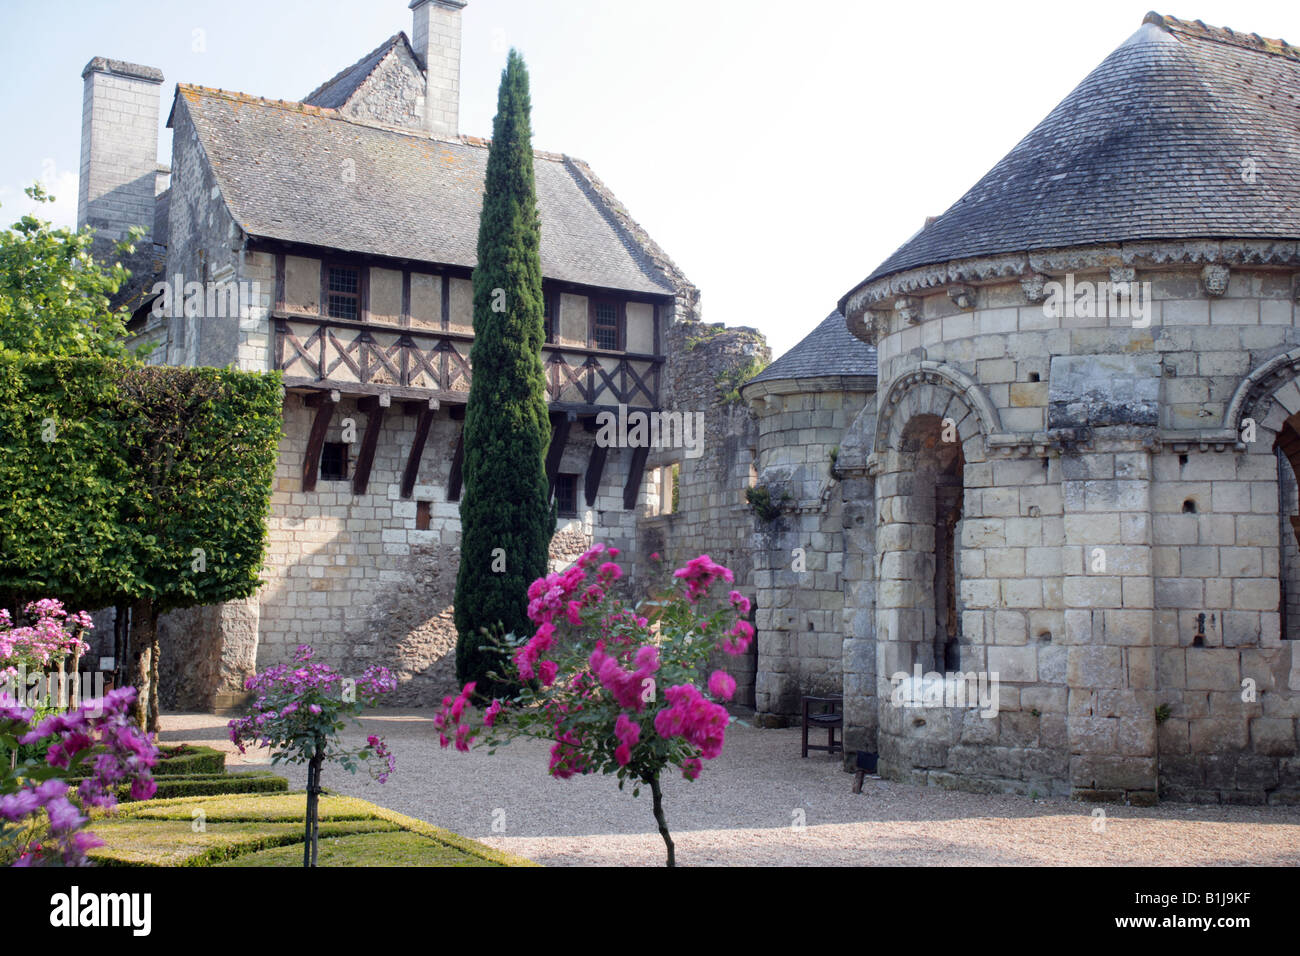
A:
[409, 0, 466, 137]
[77, 57, 164, 275]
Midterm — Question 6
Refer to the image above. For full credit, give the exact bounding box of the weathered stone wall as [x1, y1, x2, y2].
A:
[746, 385, 874, 725]
[341, 45, 427, 131]
[849, 256, 1300, 803]
[635, 320, 769, 708]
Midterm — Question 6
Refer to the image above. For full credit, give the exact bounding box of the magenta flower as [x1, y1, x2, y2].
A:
[708, 670, 737, 701]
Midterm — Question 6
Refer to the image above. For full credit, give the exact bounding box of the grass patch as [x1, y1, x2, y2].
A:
[88, 792, 539, 867]
[212, 830, 500, 868]
[88, 818, 397, 867]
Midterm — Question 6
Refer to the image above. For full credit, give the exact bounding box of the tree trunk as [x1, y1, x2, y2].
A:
[648, 772, 675, 868]
[147, 630, 160, 733]
[113, 604, 129, 692]
[304, 741, 324, 868]
[128, 598, 154, 732]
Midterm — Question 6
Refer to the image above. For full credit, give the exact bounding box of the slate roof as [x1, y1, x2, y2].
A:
[171, 86, 677, 296]
[748, 310, 877, 386]
[853, 12, 1300, 290]
[303, 33, 409, 109]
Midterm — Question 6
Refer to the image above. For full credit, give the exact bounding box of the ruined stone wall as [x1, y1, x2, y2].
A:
[854, 257, 1300, 803]
[635, 320, 769, 708]
[747, 385, 874, 725]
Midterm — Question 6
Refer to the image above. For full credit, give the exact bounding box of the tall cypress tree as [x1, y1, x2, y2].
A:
[453, 50, 552, 690]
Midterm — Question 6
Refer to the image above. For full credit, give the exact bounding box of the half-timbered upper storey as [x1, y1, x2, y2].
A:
[119, 6, 696, 419]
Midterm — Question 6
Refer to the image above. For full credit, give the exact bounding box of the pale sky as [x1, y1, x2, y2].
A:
[3, 0, 1299, 358]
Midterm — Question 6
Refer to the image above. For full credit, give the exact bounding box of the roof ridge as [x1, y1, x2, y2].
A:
[177, 84, 576, 161]
[302, 32, 408, 106]
[1146, 11, 1300, 61]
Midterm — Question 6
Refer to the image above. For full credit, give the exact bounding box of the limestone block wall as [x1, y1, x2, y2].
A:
[851, 254, 1300, 803]
[747, 386, 874, 723]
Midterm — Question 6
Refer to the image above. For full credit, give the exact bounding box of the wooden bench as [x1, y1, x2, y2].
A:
[801, 695, 843, 758]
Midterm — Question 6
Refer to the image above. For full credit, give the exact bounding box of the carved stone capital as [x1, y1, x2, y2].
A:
[1020, 273, 1050, 303]
[894, 296, 922, 325]
[1201, 263, 1231, 296]
[947, 285, 977, 310]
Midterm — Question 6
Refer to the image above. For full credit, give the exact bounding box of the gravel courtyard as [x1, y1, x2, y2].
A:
[161, 711, 1300, 867]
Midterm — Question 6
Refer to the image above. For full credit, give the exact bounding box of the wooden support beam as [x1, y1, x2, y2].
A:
[623, 444, 650, 510]
[301, 392, 338, 492]
[352, 397, 386, 496]
[447, 427, 465, 501]
[545, 412, 572, 492]
[401, 405, 436, 499]
[584, 443, 608, 507]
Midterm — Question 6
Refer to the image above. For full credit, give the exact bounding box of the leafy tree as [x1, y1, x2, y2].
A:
[453, 50, 553, 692]
[0, 358, 283, 730]
[0, 185, 137, 358]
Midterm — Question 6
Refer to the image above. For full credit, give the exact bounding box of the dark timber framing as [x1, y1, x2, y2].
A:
[352, 396, 387, 495]
[584, 443, 608, 507]
[301, 391, 338, 492]
[401, 401, 438, 499]
[545, 411, 574, 494]
[623, 444, 650, 510]
[447, 427, 465, 501]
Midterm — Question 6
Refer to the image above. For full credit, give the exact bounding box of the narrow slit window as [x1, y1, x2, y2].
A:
[327, 266, 360, 320]
[416, 500, 432, 531]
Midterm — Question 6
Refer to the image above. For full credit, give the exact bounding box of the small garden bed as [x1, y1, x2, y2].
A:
[88, 792, 536, 868]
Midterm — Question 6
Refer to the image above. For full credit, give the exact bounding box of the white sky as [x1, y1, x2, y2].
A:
[2, 0, 1299, 358]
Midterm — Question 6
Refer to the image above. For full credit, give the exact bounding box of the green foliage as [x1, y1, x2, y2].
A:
[745, 484, 789, 521]
[454, 50, 552, 693]
[1154, 703, 1172, 723]
[151, 744, 228, 777]
[0, 184, 137, 359]
[0, 356, 282, 613]
[717, 356, 768, 404]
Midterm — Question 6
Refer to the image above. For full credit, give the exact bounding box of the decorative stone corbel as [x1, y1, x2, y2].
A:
[1201, 264, 1230, 297]
[894, 296, 922, 325]
[947, 285, 977, 310]
[1020, 273, 1050, 303]
[1292, 274, 1300, 303]
[1109, 266, 1136, 286]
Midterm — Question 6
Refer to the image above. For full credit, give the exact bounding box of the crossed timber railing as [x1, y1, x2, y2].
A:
[273, 314, 661, 408]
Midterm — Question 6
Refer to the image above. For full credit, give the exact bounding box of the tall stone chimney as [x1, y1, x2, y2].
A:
[77, 57, 164, 276]
[409, 0, 466, 137]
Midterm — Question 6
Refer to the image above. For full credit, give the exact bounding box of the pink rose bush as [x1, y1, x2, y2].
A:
[0, 686, 158, 866]
[440, 545, 754, 866]
[228, 644, 397, 866]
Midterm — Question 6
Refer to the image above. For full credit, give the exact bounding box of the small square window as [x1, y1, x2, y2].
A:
[327, 266, 360, 320]
[320, 441, 349, 482]
[554, 473, 578, 518]
[592, 301, 620, 351]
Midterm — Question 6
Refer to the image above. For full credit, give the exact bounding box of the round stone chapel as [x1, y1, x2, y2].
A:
[811, 13, 1300, 804]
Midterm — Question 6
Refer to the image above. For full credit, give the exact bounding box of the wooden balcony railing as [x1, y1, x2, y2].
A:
[273, 314, 661, 408]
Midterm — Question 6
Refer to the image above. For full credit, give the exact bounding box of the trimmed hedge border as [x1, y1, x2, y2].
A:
[89, 792, 539, 867]
[153, 745, 227, 777]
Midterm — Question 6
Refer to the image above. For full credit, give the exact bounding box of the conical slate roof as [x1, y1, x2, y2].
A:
[854, 12, 1300, 288]
[747, 310, 877, 388]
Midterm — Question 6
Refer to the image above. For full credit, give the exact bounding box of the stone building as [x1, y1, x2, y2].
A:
[76, 0, 707, 707]
[821, 12, 1300, 804]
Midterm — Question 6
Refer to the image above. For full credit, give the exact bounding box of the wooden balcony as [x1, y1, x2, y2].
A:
[273, 314, 661, 410]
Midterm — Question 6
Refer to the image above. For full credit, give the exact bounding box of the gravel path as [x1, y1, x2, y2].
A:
[161, 711, 1300, 867]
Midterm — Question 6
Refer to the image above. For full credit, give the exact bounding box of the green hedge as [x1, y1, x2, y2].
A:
[153, 745, 227, 777]
[0, 357, 282, 611]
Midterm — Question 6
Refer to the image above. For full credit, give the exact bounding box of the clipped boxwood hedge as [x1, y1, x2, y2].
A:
[150, 772, 288, 800]
[88, 792, 539, 868]
[153, 745, 227, 777]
